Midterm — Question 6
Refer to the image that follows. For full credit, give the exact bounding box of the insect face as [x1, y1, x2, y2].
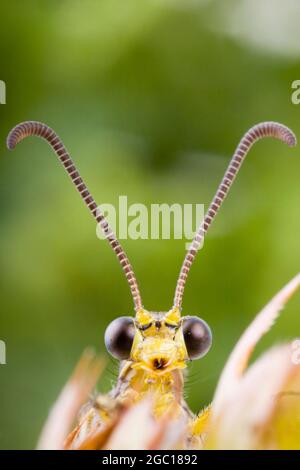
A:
[131, 309, 187, 376]
[104, 308, 212, 376]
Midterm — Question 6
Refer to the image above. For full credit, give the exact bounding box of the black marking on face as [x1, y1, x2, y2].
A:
[153, 358, 167, 370]
[165, 322, 178, 330]
[139, 322, 152, 331]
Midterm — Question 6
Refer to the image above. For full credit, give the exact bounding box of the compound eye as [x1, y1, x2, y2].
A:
[104, 316, 135, 360]
[182, 316, 212, 360]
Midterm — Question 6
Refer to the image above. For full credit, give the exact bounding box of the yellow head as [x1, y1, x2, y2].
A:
[104, 307, 212, 377]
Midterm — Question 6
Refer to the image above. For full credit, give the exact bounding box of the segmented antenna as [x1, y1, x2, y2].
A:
[7, 121, 143, 312]
[173, 121, 297, 310]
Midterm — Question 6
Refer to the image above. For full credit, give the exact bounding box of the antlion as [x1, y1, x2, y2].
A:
[6, 121, 297, 449]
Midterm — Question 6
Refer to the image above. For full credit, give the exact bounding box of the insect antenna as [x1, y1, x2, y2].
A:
[7, 121, 143, 312]
[173, 122, 296, 310]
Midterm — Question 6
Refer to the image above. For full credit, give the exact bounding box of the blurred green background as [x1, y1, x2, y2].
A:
[0, 0, 300, 449]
